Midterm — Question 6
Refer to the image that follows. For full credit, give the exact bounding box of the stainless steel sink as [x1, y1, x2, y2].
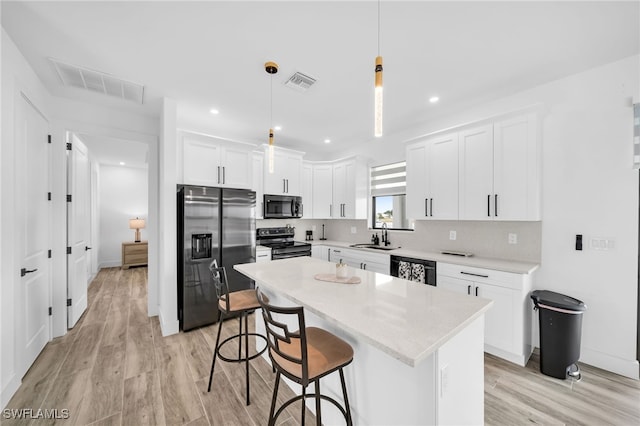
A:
[349, 243, 398, 251]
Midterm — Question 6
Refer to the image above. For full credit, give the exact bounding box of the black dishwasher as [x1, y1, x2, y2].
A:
[390, 256, 437, 286]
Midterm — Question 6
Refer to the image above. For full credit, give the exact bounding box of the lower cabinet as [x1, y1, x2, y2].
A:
[328, 247, 390, 275]
[311, 245, 330, 261]
[437, 263, 533, 366]
[256, 246, 272, 263]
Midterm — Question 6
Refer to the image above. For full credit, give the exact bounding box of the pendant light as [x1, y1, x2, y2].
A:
[265, 61, 278, 174]
[374, 0, 383, 137]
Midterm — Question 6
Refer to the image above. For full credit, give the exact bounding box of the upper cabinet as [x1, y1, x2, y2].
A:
[406, 111, 540, 222]
[311, 163, 333, 219]
[263, 146, 304, 196]
[302, 162, 313, 219]
[406, 132, 459, 220]
[459, 113, 540, 221]
[332, 157, 368, 219]
[252, 151, 265, 219]
[181, 132, 253, 189]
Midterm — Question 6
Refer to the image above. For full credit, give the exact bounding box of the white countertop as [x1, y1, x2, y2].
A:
[309, 239, 539, 274]
[235, 257, 493, 367]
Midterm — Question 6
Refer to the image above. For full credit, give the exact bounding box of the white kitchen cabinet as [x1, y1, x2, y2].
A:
[311, 245, 330, 261]
[263, 146, 304, 196]
[406, 132, 458, 220]
[331, 157, 368, 219]
[459, 113, 540, 221]
[437, 263, 533, 366]
[181, 133, 253, 189]
[302, 162, 313, 218]
[312, 164, 333, 219]
[328, 246, 390, 274]
[252, 151, 264, 219]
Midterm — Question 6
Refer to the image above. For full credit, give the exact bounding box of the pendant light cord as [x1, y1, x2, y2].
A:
[270, 74, 273, 127]
[377, 0, 381, 56]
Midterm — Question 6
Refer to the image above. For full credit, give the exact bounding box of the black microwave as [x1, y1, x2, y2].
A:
[264, 194, 303, 219]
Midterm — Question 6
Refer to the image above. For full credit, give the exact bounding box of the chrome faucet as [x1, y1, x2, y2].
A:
[381, 222, 390, 246]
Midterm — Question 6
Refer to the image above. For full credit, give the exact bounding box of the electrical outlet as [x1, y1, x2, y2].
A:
[591, 237, 615, 250]
[508, 233, 518, 244]
[351, 226, 357, 234]
[449, 230, 456, 240]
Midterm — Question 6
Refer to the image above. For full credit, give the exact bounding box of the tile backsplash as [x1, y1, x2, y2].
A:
[257, 219, 541, 263]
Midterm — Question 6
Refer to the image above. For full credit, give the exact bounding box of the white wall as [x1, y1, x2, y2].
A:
[98, 165, 149, 267]
[341, 55, 640, 379]
[1, 28, 52, 407]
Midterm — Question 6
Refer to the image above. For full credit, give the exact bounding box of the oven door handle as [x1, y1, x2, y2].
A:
[273, 252, 311, 260]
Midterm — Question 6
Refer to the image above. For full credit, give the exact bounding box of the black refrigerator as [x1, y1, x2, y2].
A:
[177, 185, 256, 331]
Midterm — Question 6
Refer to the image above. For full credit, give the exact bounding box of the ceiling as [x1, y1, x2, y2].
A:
[3, 1, 639, 159]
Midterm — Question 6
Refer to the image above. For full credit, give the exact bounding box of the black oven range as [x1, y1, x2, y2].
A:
[256, 226, 312, 260]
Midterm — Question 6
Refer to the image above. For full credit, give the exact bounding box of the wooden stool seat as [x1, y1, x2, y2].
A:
[220, 289, 263, 313]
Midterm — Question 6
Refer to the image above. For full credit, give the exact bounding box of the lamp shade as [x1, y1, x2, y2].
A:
[129, 218, 145, 229]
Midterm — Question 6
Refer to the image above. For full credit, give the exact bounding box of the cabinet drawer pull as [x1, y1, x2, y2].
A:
[475, 286, 479, 297]
[460, 271, 489, 278]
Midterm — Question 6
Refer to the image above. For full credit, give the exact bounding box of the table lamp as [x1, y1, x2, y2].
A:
[129, 217, 145, 243]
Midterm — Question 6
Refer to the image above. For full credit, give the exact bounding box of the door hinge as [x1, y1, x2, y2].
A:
[48, 134, 52, 144]
[66, 142, 72, 150]
[48, 307, 52, 316]
[48, 249, 52, 259]
[66, 247, 72, 255]
[66, 194, 72, 202]
[47, 192, 52, 201]
[67, 299, 72, 307]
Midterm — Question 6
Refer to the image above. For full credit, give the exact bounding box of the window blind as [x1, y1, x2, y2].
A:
[370, 161, 406, 196]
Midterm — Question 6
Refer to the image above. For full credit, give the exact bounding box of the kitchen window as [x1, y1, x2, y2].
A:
[370, 161, 411, 230]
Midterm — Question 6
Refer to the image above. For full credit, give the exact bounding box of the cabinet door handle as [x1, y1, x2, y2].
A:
[430, 198, 433, 217]
[286, 179, 289, 193]
[461, 271, 489, 278]
[333, 250, 341, 253]
[222, 166, 226, 184]
[359, 262, 363, 269]
[425, 198, 429, 217]
[217, 166, 221, 184]
[487, 194, 491, 217]
[342, 204, 345, 217]
[467, 284, 471, 295]
[363, 263, 367, 270]
[475, 286, 479, 297]
[283, 179, 286, 193]
[494, 194, 498, 217]
[330, 204, 332, 217]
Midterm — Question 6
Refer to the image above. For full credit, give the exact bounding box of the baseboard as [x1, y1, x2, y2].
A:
[580, 348, 640, 380]
[99, 260, 121, 269]
[485, 344, 532, 367]
[158, 311, 179, 337]
[1, 373, 20, 409]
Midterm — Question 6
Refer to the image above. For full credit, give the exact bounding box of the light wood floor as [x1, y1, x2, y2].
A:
[4, 267, 640, 425]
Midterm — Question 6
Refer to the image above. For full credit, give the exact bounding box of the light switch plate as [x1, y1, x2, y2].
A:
[508, 233, 518, 244]
[449, 230, 456, 240]
[350, 226, 357, 234]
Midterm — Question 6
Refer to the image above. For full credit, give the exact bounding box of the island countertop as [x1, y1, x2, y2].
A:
[235, 256, 493, 367]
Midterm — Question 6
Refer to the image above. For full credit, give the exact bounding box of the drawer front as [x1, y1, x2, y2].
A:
[125, 253, 148, 264]
[125, 244, 148, 255]
[438, 262, 521, 289]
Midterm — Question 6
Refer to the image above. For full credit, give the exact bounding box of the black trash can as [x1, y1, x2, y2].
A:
[531, 290, 587, 380]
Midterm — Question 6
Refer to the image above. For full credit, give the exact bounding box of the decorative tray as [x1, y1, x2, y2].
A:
[313, 273, 361, 284]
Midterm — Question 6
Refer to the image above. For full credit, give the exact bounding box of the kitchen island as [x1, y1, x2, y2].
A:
[235, 257, 493, 425]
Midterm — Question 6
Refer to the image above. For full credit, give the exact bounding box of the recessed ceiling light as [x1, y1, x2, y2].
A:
[210, 109, 219, 115]
[119, 162, 125, 166]
[429, 96, 439, 104]
[324, 139, 331, 144]
[274, 125, 282, 131]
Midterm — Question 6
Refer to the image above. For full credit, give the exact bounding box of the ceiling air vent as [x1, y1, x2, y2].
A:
[49, 58, 144, 104]
[284, 71, 316, 92]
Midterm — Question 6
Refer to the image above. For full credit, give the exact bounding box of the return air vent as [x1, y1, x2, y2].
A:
[49, 58, 145, 104]
[284, 71, 316, 92]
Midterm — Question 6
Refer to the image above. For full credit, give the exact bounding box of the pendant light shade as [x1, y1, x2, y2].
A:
[265, 61, 278, 174]
[374, 55, 383, 137]
[374, 0, 383, 137]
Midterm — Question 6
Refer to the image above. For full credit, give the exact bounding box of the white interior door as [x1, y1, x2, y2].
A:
[67, 135, 90, 328]
[17, 93, 51, 375]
